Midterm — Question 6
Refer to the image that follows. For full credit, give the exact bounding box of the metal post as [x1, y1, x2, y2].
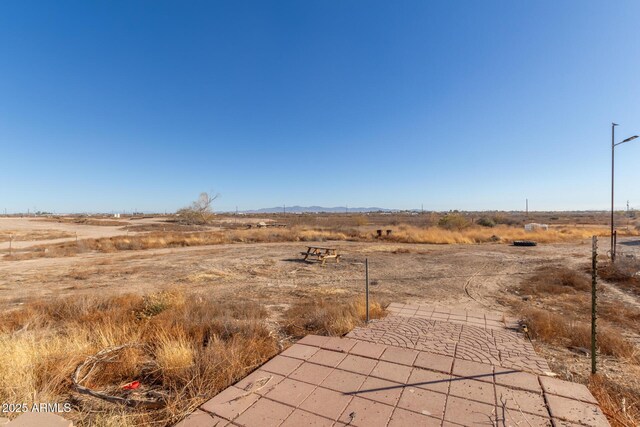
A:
[365, 258, 369, 324]
[611, 123, 616, 262]
[591, 236, 598, 374]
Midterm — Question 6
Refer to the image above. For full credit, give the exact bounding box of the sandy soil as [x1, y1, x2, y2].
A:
[0, 217, 135, 250]
[2, 216, 638, 317]
[0, 239, 599, 310]
[0, 216, 279, 251]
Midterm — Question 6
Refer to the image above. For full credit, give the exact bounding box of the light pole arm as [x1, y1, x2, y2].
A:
[610, 129, 638, 262]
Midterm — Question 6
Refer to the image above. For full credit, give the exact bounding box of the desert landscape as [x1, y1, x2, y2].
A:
[3, 2, 640, 426]
[1, 211, 639, 426]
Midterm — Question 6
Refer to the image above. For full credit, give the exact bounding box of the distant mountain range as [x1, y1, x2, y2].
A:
[241, 206, 394, 214]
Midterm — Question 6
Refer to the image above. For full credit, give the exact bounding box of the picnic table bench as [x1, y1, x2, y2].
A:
[300, 246, 341, 265]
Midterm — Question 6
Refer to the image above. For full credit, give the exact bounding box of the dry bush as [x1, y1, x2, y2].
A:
[599, 302, 640, 331]
[517, 266, 640, 331]
[175, 192, 219, 225]
[0, 290, 278, 426]
[353, 215, 369, 226]
[521, 266, 590, 296]
[283, 296, 386, 338]
[476, 217, 496, 227]
[514, 265, 640, 426]
[6, 223, 638, 261]
[520, 307, 636, 361]
[588, 374, 640, 427]
[438, 213, 470, 230]
[386, 225, 626, 245]
[599, 258, 640, 296]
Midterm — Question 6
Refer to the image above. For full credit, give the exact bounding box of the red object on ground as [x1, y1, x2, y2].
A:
[123, 381, 141, 390]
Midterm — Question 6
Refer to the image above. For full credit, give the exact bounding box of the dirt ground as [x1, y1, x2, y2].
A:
[2, 218, 640, 426]
[0, 237, 618, 309]
[2, 216, 638, 317]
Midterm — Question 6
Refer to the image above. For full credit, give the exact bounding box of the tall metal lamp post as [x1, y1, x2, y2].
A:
[611, 123, 639, 262]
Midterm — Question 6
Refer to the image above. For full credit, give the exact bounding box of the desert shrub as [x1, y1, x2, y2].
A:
[438, 214, 470, 230]
[0, 290, 278, 426]
[176, 192, 219, 225]
[588, 374, 640, 426]
[476, 217, 496, 227]
[354, 215, 369, 226]
[492, 214, 519, 226]
[521, 307, 636, 360]
[598, 258, 640, 297]
[522, 267, 590, 295]
[599, 257, 640, 282]
[283, 297, 386, 338]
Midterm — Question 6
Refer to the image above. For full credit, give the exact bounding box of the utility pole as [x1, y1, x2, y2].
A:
[421, 204, 424, 214]
[610, 123, 639, 262]
[611, 123, 617, 260]
[526, 199, 528, 218]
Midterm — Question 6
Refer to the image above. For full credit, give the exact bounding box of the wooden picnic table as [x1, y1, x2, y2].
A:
[301, 246, 341, 265]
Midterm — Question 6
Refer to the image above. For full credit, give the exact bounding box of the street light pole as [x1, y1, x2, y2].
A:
[610, 123, 639, 262]
[611, 123, 617, 260]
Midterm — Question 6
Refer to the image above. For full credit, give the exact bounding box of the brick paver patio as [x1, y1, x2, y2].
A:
[176, 303, 610, 427]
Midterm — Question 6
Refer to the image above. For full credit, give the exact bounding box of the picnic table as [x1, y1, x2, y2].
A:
[300, 246, 341, 265]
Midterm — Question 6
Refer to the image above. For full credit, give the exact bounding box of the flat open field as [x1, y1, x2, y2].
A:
[1, 213, 639, 426]
[1, 212, 638, 311]
[0, 235, 597, 309]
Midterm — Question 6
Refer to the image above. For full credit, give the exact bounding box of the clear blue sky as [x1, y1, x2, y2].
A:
[1, 1, 639, 213]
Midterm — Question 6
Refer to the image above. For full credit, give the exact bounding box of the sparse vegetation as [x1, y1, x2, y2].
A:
[283, 296, 386, 338]
[7, 223, 636, 261]
[0, 229, 75, 242]
[598, 257, 640, 296]
[176, 192, 220, 225]
[0, 288, 390, 426]
[0, 290, 279, 426]
[514, 266, 640, 427]
[438, 213, 470, 230]
[476, 216, 496, 227]
[2, 212, 640, 426]
[520, 307, 636, 360]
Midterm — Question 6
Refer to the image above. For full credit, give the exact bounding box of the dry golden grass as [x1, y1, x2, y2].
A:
[6, 223, 637, 261]
[518, 267, 638, 360]
[0, 290, 279, 426]
[388, 224, 632, 244]
[514, 266, 640, 426]
[521, 307, 636, 361]
[589, 373, 640, 427]
[283, 296, 386, 338]
[598, 257, 640, 297]
[522, 266, 591, 295]
[0, 289, 391, 426]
